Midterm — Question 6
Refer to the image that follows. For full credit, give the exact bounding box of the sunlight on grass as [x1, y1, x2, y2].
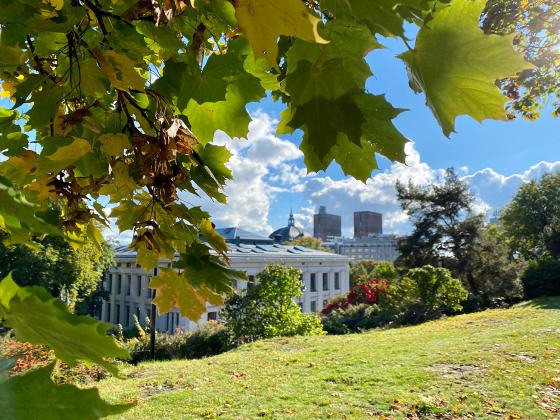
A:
[98, 298, 560, 418]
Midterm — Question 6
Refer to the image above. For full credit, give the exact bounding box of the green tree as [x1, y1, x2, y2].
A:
[222, 264, 324, 343]
[482, 0, 560, 119]
[396, 169, 485, 290]
[0, 0, 532, 413]
[400, 265, 468, 313]
[465, 228, 525, 305]
[0, 235, 114, 312]
[501, 171, 560, 259]
[288, 236, 330, 252]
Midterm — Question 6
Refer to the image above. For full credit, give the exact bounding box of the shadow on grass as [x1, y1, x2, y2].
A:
[517, 296, 560, 310]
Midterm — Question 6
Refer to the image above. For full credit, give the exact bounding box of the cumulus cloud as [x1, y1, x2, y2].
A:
[104, 111, 560, 242]
[186, 111, 303, 235]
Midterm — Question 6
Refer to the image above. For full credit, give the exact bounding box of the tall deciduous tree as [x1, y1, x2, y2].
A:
[501, 171, 560, 258]
[395, 169, 485, 290]
[0, 0, 532, 413]
[0, 235, 114, 312]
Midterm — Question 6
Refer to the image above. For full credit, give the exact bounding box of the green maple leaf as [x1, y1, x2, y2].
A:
[148, 268, 208, 320]
[186, 71, 264, 144]
[280, 93, 407, 181]
[399, 0, 531, 136]
[357, 93, 409, 163]
[0, 275, 129, 375]
[279, 95, 364, 162]
[321, 0, 407, 37]
[0, 364, 132, 419]
[0, 175, 59, 243]
[0, 44, 26, 67]
[235, 0, 328, 68]
[174, 243, 246, 296]
[285, 19, 379, 105]
[199, 218, 228, 255]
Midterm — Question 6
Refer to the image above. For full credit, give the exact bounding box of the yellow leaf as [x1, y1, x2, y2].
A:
[43, 0, 63, 10]
[0, 151, 39, 186]
[99, 133, 130, 157]
[47, 138, 91, 163]
[235, 0, 328, 68]
[92, 49, 146, 91]
[1, 80, 16, 100]
[98, 162, 137, 202]
[27, 174, 57, 200]
[148, 268, 208, 320]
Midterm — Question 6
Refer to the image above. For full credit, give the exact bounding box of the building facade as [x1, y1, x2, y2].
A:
[334, 234, 399, 262]
[354, 211, 383, 238]
[313, 206, 341, 241]
[99, 239, 350, 334]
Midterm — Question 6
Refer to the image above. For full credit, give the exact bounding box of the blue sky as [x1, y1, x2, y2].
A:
[236, 35, 560, 237]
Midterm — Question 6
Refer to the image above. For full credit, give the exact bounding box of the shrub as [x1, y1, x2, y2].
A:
[222, 264, 324, 343]
[522, 257, 560, 298]
[125, 321, 233, 363]
[400, 265, 468, 313]
[321, 304, 396, 334]
[322, 277, 386, 315]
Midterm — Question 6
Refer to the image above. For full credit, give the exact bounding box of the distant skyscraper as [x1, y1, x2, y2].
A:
[313, 206, 341, 241]
[354, 211, 382, 238]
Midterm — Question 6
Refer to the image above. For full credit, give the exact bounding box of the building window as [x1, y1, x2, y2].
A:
[322, 273, 329, 291]
[126, 262, 132, 268]
[135, 306, 140, 321]
[166, 313, 170, 332]
[125, 305, 130, 327]
[117, 275, 122, 295]
[153, 267, 158, 276]
[115, 304, 121, 324]
[310, 301, 317, 312]
[146, 306, 151, 320]
[232, 279, 238, 288]
[310, 273, 316, 292]
[334, 272, 340, 290]
[137, 275, 142, 296]
[108, 274, 113, 293]
[297, 302, 303, 310]
[106, 303, 111, 322]
[207, 311, 217, 321]
[247, 275, 255, 288]
[323, 299, 328, 307]
[126, 275, 131, 296]
[167, 262, 172, 268]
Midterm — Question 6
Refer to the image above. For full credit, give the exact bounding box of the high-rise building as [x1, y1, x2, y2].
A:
[354, 211, 382, 238]
[313, 206, 341, 241]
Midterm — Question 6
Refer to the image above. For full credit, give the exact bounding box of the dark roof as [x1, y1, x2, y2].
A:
[115, 243, 348, 261]
[215, 227, 273, 244]
[268, 225, 305, 242]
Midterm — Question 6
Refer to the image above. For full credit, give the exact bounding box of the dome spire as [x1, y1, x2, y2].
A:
[288, 208, 295, 226]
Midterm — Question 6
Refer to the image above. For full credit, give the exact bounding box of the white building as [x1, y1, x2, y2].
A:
[99, 230, 350, 334]
[333, 234, 399, 262]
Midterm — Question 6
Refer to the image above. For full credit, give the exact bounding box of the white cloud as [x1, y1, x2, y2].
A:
[102, 111, 560, 243]
[184, 111, 303, 235]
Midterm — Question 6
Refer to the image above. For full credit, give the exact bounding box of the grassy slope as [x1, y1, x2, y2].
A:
[100, 298, 560, 419]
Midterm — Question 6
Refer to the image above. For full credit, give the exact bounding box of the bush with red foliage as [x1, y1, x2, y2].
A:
[322, 277, 387, 315]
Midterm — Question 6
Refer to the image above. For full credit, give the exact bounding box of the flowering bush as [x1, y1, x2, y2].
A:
[322, 277, 387, 315]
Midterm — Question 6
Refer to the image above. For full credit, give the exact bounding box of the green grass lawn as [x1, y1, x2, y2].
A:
[99, 298, 560, 419]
